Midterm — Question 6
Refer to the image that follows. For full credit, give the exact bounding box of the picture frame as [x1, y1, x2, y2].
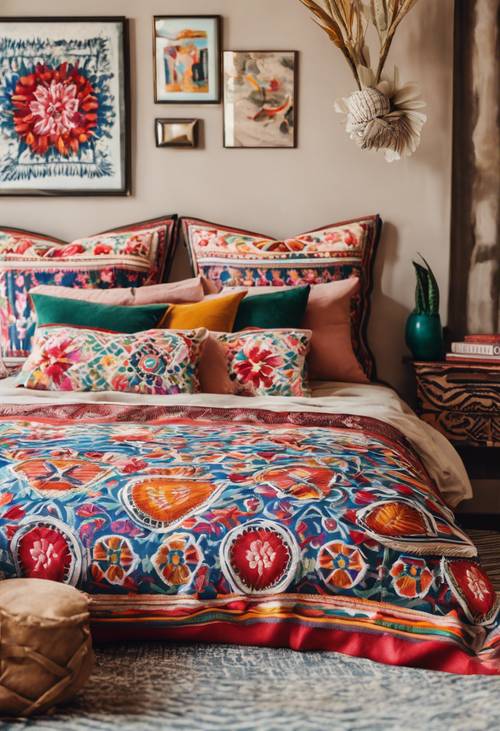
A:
[155, 118, 200, 148]
[223, 50, 298, 149]
[153, 15, 221, 104]
[0, 16, 131, 197]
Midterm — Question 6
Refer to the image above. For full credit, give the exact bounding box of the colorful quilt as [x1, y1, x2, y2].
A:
[0, 402, 498, 675]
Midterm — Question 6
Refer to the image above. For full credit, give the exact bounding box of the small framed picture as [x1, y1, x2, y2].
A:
[223, 51, 297, 148]
[0, 16, 130, 196]
[153, 15, 221, 104]
[155, 119, 200, 148]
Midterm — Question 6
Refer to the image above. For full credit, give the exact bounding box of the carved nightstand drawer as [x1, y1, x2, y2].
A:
[412, 360, 500, 452]
[419, 409, 498, 447]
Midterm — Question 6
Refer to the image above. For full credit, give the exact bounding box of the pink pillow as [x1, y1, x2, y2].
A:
[304, 279, 368, 383]
[222, 279, 368, 384]
[29, 277, 205, 307]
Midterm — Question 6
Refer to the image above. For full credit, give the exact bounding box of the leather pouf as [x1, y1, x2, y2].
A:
[0, 578, 94, 717]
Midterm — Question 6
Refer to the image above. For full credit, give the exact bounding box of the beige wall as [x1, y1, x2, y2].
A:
[0, 0, 454, 395]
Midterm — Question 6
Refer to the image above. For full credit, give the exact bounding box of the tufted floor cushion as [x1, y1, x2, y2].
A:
[0, 578, 94, 717]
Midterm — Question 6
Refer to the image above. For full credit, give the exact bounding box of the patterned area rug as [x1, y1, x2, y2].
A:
[4, 532, 500, 731]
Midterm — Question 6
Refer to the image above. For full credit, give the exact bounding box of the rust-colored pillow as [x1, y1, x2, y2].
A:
[159, 291, 246, 331]
[199, 335, 237, 395]
[0, 578, 94, 717]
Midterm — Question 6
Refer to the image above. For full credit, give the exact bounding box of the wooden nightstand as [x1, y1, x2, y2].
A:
[411, 360, 500, 480]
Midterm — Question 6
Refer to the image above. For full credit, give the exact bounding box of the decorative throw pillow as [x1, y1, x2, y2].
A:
[31, 294, 169, 333]
[233, 285, 310, 331]
[214, 329, 312, 397]
[224, 279, 368, 384]
[29, 276, 205, 307]
[159, 291, 246, 331]
[0, 214, 177, 361]
[198, 336, 238, 395]
[182, 215, 381, 378]
[17, 326, 207, 395]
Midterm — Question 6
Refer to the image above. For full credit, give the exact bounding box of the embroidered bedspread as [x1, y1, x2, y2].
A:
[0, 402, 498, 674]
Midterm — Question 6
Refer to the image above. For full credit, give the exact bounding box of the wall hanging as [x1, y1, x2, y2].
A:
[153, 15, 221, 104]
[223, 51, 297, 148]
[155, 118, 200, 148]
[298, 0, 426, 161]
[0, 16, 130, 196]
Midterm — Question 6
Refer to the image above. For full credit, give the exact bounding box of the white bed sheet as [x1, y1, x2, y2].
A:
[0, 377, 472, 508]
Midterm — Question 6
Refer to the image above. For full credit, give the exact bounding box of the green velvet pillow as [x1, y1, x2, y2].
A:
[31, 293, 168, 334]
[233, 285, 311, 331]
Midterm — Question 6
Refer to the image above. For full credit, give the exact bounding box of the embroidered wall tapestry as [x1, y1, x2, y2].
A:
[0, 17, 130, 196]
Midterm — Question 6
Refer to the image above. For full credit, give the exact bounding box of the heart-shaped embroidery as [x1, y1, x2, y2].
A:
[121, 476, 220, 532]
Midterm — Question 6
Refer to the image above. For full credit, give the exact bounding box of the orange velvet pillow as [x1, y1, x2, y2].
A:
[159, 291, 246, 332]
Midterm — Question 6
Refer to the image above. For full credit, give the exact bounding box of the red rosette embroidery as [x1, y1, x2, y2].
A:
[220, 519, 299, 595]
[442, 558, 499, 625]
[10, 516, 83, 586]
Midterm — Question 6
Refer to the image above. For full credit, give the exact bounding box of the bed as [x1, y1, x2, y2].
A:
[0, 213, 498, 677]
[0, 375, 498, 675]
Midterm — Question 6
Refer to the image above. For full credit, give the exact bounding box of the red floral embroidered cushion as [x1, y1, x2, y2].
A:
[181, 215, 381, 379]
[0, 214, 177, 362]
[214, 329, 312, 397]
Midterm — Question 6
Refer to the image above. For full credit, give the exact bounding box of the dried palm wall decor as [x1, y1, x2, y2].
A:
[449, 0, 500, 337]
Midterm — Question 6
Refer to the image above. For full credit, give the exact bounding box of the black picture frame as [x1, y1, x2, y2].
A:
[153, 15, 222, 104]
[0, 16, 131, 197]
[223, 50, 298, 149]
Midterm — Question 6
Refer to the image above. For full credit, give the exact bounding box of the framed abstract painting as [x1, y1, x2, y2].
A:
[0, 16, 130, 196]
[223, 51, 297, 148]
[153, 16, 221, 104]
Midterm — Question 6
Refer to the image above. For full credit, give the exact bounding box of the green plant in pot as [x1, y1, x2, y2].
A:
[405, 256, 444, 361]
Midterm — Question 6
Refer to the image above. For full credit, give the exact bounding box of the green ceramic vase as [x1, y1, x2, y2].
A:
[405, 312, 443, 361]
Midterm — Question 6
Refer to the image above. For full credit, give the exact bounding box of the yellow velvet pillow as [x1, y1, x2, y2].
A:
[159, 291, 246, 331]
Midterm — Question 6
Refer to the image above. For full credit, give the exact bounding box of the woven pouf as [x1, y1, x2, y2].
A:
[0, 578, 94, 717]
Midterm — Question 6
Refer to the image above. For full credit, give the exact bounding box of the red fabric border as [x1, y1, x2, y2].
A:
[91, 620, 500, 676]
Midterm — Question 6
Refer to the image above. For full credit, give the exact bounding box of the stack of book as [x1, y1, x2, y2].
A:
[446, 334, 500, 365]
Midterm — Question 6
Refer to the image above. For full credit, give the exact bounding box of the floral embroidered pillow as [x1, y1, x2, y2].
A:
[17, 326, 208, 395]
[214, 329, 312, 397]
[0, 214, 176, 362]
[182, 215, 382, 379]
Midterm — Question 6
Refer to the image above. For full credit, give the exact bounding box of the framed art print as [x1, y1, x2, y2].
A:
[153, 16, 221, 104]
[0, 16, 130, 196]
[223, 51, 297, 148]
